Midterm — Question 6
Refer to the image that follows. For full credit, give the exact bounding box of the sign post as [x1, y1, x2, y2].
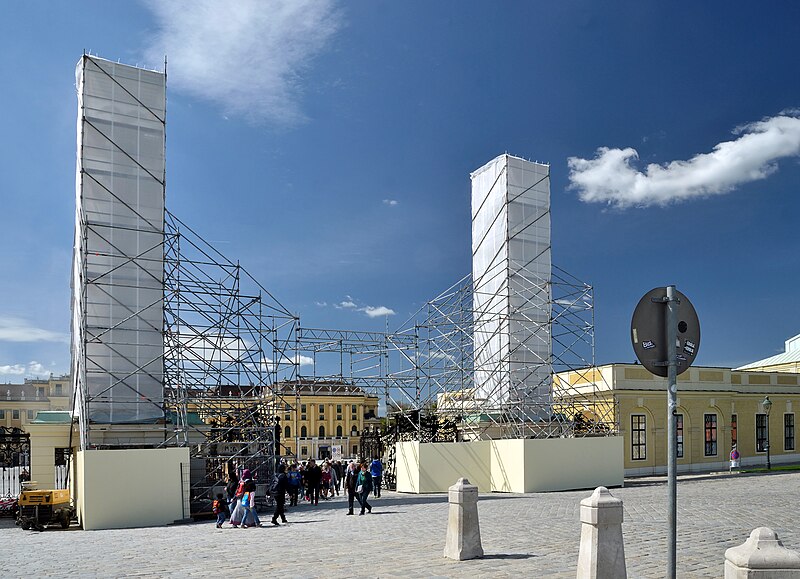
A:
[631, 286, 700, 579]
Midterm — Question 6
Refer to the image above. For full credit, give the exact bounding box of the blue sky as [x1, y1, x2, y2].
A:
[1, 0, 799, 380]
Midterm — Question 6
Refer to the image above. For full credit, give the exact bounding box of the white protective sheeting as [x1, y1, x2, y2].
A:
[72, 56, 166, 426]
[471, 155, 552, 420]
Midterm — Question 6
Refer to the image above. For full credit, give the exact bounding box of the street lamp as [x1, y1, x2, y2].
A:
[762, 395, 772, 470]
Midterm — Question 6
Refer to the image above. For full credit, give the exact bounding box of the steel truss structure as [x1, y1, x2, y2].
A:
[160, 211, 299, 495]
[297, 266, 616, 445]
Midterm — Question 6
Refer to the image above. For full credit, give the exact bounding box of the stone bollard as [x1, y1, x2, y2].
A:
[444, 477, 483, 561]
[576, 486, 627, 579]
[725, 527, 800, 578]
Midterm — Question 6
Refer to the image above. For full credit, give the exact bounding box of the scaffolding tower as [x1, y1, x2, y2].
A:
[71, 55, 168, 450]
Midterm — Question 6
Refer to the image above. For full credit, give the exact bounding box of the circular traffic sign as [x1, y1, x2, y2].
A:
[631, 287, 700, 377]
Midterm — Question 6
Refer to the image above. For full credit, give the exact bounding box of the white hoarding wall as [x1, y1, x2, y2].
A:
[73, 56, 166, 427]
[470, 155, 552, 421]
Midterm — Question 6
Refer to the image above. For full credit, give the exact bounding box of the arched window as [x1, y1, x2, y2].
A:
[351, 425, 358, 436]
[284, 425, 290, 439]
[336, 425, 343, 437]
[300, 425, 307, 438]
[319, 425, 325, 438]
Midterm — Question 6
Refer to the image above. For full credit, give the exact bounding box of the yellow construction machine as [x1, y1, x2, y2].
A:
[17, 484, 74, 531]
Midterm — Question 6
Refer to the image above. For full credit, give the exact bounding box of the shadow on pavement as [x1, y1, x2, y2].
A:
[481, 553, 536, 560]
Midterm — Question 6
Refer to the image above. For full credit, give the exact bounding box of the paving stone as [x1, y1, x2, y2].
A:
[1, 471, 798, 577]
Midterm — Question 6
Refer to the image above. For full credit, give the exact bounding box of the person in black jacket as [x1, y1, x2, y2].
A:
[270, 463, 289, 526]
[225, 470, 239, 521]
[344, 461, 359, 515]
[305, 459, 322, 505]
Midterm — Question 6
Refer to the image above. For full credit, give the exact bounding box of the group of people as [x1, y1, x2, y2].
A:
[213, 468, 266, 528]
[213, 457, 384, 528]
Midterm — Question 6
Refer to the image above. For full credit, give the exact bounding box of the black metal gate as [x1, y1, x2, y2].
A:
[0, 427, 31, 516]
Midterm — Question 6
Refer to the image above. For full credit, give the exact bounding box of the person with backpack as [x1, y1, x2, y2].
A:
[212, 493, 228, 528]
[286, 463, 301, 506]
[370, 457, 383, 498]
[270, 463, 289, 526]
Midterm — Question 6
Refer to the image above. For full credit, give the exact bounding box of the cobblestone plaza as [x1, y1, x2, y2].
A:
[2, 471, 798, 578]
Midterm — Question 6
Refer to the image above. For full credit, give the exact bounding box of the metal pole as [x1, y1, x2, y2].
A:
[666, 285, 678, 579]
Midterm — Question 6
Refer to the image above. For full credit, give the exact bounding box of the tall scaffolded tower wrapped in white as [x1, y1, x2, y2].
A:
[71, 55, 166, 448]
[471, 154, 552, 426]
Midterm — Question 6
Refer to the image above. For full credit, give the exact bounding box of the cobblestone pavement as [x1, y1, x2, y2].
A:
[2, 471, 798, 578]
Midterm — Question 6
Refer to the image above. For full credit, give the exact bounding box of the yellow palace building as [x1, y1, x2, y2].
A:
[557, 336, 800, 476]
[266, 380, 381, 461]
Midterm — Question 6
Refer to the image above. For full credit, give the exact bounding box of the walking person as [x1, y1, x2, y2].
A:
[229, 472, 246, 527]
[306, 459, 322, 505]
[270, 463, 289, 526]
[357, 462, 373, 515]
[321, 464, 332, 500]
[212, 493, 228, 528]
[240, 469, 263, 528]
[333, 460, 343, 495]
[344, 461, 359, 515]
[370, 456, 383, 498]
[287, 463, 301, 506]
[329, 461, 339, 496]
[225, 470, 240, 523]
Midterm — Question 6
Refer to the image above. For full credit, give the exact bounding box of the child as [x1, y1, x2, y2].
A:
[212, 493, 227, 528]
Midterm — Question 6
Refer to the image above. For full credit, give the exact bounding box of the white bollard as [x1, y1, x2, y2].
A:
[444, 477, 483, 561]
[725, 527, 800, 578]
[576, 486, 627, 579]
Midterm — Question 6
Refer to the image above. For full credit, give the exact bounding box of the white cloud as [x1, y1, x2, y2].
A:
[383, 199, 399, 206]
[0, 361, 55, 378]
[0, 317, 68, 343]
[175, 330, 250, 363]
[361, 305, 395, 318]
[426, 351, 456, 363]
[314, 301, 328, 307]
[27, 362, 50, 375]
[329, 296, 395, 317]
[262, 354, 314, 371]
[143, 0, 342, 125]
[568, 112, 800, 209]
